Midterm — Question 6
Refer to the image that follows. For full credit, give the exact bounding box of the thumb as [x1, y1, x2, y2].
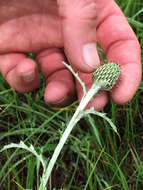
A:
[58, 0, 100, 72]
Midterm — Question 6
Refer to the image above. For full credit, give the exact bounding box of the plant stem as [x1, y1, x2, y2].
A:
[38, 83, 101, 189]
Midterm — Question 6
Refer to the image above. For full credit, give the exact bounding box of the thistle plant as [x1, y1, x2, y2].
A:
[1, 62, 121, 190]
[38, 62, 121, 189]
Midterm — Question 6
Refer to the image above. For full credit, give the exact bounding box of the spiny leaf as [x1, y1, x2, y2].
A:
[79, 107, 119, 135]
[1, 141, 46, 171]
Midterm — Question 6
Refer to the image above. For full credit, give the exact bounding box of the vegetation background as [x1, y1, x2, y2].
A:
[0, 0, 143, 189]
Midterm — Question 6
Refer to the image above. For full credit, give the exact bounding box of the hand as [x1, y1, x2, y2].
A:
[0, 0, 141, 110]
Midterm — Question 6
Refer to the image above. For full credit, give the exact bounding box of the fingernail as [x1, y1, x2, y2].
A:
[22, 71, 35, 82]
[83, 43, 100, 69]
[53, 97, 67, 105]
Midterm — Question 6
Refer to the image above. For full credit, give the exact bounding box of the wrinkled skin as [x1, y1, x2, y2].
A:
[0, 0, 142, 109]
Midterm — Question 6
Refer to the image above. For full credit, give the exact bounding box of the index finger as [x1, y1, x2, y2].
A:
[96, 0, 142, 104]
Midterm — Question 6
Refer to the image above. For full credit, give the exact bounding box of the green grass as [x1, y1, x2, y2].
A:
[0, 0, 143, 189]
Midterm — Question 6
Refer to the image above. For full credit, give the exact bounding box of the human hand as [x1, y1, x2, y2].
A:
[0, 0, 142, 110]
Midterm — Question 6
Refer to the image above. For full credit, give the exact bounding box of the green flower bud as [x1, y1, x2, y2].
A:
[93, 62, 121, 90]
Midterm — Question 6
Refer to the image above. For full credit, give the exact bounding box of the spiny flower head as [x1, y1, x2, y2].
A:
[93, 62, 121, 90]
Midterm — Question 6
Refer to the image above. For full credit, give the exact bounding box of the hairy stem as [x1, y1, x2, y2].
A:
[39, 83, 101, 189]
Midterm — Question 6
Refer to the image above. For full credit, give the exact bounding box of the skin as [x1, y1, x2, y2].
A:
[0, 0, 142, 110]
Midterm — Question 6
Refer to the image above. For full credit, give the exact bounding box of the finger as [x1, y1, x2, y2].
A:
[0, 53, 40, 93]
[37, 48, 76, 106]
[110, 63, 142, 104]
[0, 5, 62, 54]
[57, 0, 100, 72]
[96, 0, 142, 103]
[76, 71, 108, 110]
